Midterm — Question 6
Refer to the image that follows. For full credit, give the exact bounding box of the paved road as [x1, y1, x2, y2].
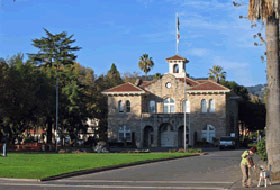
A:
[1, 149, 280, 190]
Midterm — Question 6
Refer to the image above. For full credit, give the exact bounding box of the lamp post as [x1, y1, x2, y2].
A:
[55, 74, 58, 153]
[183, 70, 187, 153]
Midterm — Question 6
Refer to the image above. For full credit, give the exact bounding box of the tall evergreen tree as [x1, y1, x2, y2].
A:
[28, 29, 81, 144]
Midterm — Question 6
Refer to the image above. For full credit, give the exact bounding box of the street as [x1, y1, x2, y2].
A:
[0, 149, 279, 190]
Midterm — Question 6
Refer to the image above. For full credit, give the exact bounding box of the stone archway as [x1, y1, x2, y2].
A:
[143, 126, 154, 148]
[159, 123, 175, 147]
[178, 125, 189, 148]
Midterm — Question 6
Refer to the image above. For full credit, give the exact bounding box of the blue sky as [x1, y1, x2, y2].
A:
[0, 0, 266, 86]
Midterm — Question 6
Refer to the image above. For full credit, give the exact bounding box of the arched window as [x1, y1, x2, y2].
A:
[209, 99, 215, 112]
[201, 99, 207, 112]
[173, 64, 179, 73]
[163, 98, 175, 113]
[126, 100, 130, 112]
[118, 125, 131, 142]
[118, 100, 124, 112]
[149, 100, 156, 113]
[182, 100, 190, 113]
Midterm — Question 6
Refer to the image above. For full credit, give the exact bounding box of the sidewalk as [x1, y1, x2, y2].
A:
[231, 153, 280, 189]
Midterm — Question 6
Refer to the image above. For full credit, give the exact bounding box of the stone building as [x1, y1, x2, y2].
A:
[102, 55, 238, 148]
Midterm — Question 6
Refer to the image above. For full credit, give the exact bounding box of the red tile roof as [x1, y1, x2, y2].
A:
[188, 80, 229, 91]
[177, 78, 199, 86]
[140, 81, 155, 88]
[165, 55, 188, 62]
[103, 83, 145, 93]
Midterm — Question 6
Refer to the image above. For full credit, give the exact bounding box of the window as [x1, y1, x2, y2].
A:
[118, 126, 131, 142]
[209, 99, 215, 112]
[118, 100, 124, 112]
[182, 100, 190, 113]
[165, 82, 172, 88]
[149, 100, 156, 113]
[163, 98, 175, 113]
[201, 125, 216, 143]
[126, 100, 130, 112]
[201, 99, 207, 112]
[173, 64, 179, 73]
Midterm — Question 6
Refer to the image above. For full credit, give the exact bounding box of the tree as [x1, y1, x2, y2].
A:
[0, 54, 51, 143]
[247, 0, 280, 177]
[106, 63, 123, 87]
[208, 65, 226, 83]
[28, 28, 81, 144]
[138, 54, 154, 80]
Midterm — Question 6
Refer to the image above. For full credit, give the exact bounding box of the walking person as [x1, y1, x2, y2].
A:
[241, 146, 257, 188]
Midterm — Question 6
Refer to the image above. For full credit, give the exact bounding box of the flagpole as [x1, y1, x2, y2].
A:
[177, 12, 179, 55]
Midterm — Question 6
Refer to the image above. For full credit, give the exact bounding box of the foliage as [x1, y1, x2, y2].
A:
[138, 54, 154, 79]
[257, 138, 268, 161]
[0, 153, 193, 179]
[248, 0, 280, 21]
[187, 148, 202, 153]
[0, 54, 51, 142]
[220, 80, 265, 131]
[28, 29, 82, 144]
[208, 65, 226, 83]
[153, 73, 162, 80]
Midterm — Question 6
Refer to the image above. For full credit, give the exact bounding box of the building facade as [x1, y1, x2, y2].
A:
[102, 55, 238, 148]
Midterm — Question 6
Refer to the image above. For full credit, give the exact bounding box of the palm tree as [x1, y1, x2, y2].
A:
[138, 54, 154, 80]
[208, 65, 226, 83]
[248, 0, 280, 177]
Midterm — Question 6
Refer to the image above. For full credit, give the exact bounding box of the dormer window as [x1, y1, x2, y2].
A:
[173, 64, 179, 73]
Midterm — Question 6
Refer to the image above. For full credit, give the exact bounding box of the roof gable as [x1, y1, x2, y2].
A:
[102, 83, 146, 94]
[188, 80, 230, 92]
[165, 55, 188, 62]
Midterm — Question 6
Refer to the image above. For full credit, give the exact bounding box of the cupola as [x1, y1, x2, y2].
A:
[165, 55, 189, 78]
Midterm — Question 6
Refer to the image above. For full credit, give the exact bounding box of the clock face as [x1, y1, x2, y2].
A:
[165, 82, 172, 88]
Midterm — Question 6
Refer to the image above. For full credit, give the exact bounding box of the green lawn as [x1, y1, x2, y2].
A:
[0, 153, 192, 179]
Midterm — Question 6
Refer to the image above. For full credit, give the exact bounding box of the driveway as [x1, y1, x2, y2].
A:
[1, 149, 279, 189]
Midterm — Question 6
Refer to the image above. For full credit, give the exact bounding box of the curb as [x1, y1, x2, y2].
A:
[0, 178, 39, 182]
[40, 154, 200, 181]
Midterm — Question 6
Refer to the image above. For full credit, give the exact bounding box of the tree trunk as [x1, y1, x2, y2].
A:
[46, 117, 53, 145]
[265, 18, 280, 175]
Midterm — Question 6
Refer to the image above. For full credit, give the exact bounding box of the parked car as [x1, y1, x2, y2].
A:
[219, 136, 236, 150]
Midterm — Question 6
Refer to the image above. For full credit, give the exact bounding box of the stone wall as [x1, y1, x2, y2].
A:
[106, 73, 233, 148]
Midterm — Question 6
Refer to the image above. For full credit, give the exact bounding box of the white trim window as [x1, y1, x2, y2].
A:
[164, 98, 175, 113]
[118, 125, 131, 142]
[209, 99, 215, 112]
[149, 100, 156, 113]
[118, 100, 125, 112]
[182, 100, 190, 113]
[201, 125, 216, 143]
[201, 99, 207, 112]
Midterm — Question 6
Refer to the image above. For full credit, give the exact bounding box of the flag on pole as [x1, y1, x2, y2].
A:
[177, 14, 180, 45]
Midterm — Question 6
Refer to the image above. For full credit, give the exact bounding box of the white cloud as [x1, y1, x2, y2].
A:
[188, 48, 209, 56]
[211, 56, 254, 85]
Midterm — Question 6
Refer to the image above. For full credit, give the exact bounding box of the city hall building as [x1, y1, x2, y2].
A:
[102, 55, 238, 148]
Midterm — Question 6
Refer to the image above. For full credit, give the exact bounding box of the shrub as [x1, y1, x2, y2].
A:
[178, 148, 184, 153]
[187, 148, 202, 153]
[256, 138, 267, 161]
[168, 148, 176, 153]
[24, 136, 35, 143]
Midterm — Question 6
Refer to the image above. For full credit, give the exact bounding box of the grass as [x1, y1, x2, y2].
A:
[0, 153, 193, 179]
